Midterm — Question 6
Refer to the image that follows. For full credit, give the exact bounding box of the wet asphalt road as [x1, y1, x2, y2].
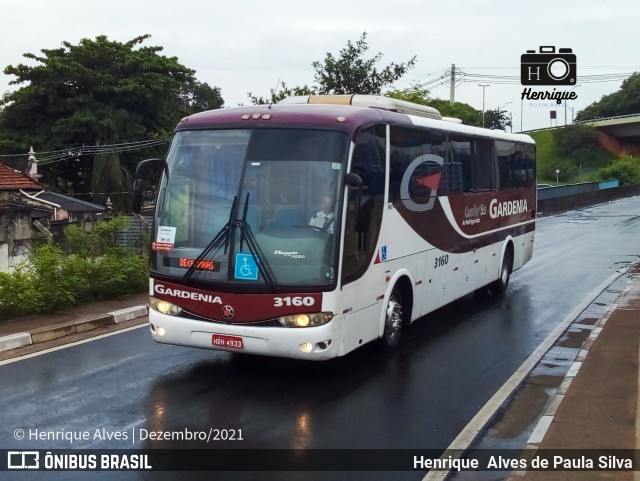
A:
[1, 196, 640, 481]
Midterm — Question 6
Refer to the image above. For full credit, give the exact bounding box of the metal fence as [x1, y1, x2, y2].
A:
[114, 215, 152, 251]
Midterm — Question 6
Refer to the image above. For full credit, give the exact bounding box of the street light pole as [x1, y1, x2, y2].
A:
[565, 84, 581, 125]
[478, 84, 490, 126]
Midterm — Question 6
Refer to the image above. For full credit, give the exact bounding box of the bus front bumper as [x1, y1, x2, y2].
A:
[148, 310, 340, 361]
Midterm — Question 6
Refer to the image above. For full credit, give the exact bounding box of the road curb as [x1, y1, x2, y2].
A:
[0, 332, 32, 351]
[110, 305, 149, 324]
[0, 305, 148, 353]
[422, 263, 639, 481]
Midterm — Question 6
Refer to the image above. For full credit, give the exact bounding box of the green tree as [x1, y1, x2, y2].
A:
[552, 123, 601, 166]
[91, 150, 131, 210]
[248, 81, 314, 105]
[483, 108, 512, 131]
[576, 72, 640, 120]
[385, 81, 431, 105]
[431, 99, 483, 126]
[248, 32, 417, 104]
[386, 82, 482, 126]
[312, 32, 416, 95]
[0, 34, 222, 197]
[179, 80, 224, 114]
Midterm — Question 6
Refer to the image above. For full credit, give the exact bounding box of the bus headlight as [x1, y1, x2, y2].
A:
[149, 296, 183, 316]
[278, 312, 334, 328]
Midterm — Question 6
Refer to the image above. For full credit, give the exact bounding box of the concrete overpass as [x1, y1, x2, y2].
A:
[580, 113, 640, 141]
[524, 114, 640, 156]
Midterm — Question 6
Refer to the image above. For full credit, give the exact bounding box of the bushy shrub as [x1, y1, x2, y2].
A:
[63, 216, 132, 256]
[0, 265, 43, 318]
[29, 244, 80, 310]
[600, 156, 640, 186]
[0, 217, 149, 321]
[553, 124, 598, 158]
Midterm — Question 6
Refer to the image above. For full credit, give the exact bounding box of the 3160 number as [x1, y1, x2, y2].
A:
[434, 255, 449, 268]
[273, 296, 315, 307]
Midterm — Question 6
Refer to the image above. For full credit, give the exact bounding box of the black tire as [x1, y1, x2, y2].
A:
[491, 250, 512, 296]
[381, 287, 404, 351]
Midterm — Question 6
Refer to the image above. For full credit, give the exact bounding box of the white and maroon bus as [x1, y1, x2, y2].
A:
[134, 95, 535, 360]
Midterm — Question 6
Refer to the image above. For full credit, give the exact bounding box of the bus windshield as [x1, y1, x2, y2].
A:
[151, 128, 348, 289]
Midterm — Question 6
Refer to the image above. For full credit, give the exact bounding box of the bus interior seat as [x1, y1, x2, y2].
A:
[267, 205, 300, 229]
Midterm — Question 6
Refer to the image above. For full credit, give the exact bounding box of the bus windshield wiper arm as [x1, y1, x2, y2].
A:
[182, 196, 238, 284]
[182, 194, 278, 290]
[237, 193, 279, 291]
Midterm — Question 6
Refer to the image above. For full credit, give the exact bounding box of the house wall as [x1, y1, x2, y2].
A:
[0, 212, 32, 273]
[0, 243, 7, 273]
[14, 213, 32, 240]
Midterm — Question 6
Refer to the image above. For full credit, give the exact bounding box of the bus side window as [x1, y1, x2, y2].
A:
[389, 126, 444, 202]
[495, 141, 536, 189]
[474, 138, 495, 191]
[524, 144, 536, 187]
[496, 140, 515, 189]
[450, 136, 473, 192]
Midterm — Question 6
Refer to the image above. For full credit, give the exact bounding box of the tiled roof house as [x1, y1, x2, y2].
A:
[0, 163, 43, 191]
[0, 164, 50, 272]
[0, 162, 106, 223]
[0, 161, 106, 272]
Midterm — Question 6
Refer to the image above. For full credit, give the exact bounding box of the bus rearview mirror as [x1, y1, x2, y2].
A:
[345, 172, 363, 187]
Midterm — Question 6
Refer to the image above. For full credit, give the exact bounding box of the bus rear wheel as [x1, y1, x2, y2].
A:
[381, 288, 404, 351]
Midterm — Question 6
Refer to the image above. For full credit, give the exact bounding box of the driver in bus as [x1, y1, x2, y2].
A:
[309, 195, 336, 233]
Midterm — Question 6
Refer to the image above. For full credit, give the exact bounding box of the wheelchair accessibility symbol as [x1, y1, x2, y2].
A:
[235, 253, 259, 281]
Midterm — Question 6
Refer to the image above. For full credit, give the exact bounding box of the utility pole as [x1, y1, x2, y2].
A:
[478, 84, 490, 127]
[450, 64, 456, 104]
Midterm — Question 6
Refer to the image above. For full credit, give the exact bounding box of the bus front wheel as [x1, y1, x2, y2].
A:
[381, 288, 404, 351]
[491, 249, 512, 296]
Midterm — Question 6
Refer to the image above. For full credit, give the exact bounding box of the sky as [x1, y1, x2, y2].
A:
[1, 0, 639, 138]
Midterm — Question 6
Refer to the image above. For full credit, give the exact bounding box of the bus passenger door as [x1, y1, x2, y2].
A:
[339, 126, 387, 354]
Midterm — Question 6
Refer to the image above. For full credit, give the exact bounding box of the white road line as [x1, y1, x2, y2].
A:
[421, 266, 631, 481]
[0, 323, 149, 366]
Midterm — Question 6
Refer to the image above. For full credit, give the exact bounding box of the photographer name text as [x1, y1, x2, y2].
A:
[414, 454, 634, 471]
[521, 87, 577, 105]
[18, 427, 244, 445]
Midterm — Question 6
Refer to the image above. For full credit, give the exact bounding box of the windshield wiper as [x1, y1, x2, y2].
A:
[182, 193, 279, 291]
[237, 193, 279, 291]
[182, 196, 238, 284]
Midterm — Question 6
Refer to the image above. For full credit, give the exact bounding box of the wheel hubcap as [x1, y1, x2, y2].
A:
[501, 263, 509, 283]
[385, 296, 403, 340]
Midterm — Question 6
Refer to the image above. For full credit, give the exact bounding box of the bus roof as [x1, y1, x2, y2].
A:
[279, 94, 443, 119]
[176, 95, 534, 144]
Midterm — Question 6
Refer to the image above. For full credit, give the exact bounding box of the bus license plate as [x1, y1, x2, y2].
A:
[212, 334, 243, 350]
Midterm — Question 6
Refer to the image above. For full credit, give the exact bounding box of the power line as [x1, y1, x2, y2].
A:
[0, 138, 169, 165]
[413, 66, 638, 90]
[0, 138, 167, 157]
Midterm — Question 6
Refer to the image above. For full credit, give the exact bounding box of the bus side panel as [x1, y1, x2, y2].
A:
[514, 229, 535, 270]
[421, 248, 454, 312]
[375, 207, 424, 319]
[339, 282, 382, 355]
